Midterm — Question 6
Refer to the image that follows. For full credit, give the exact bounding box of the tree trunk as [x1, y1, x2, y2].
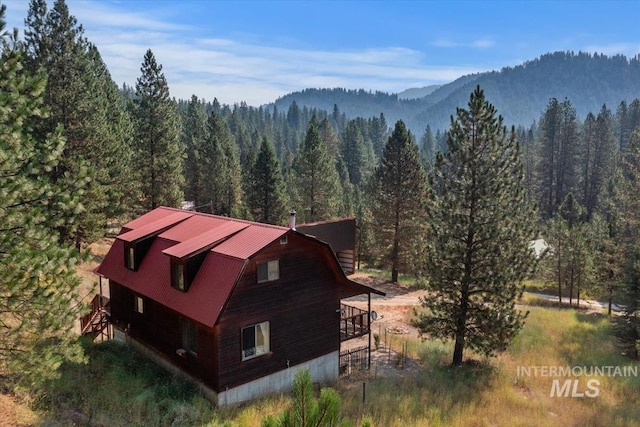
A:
[452, 333, 465, 366]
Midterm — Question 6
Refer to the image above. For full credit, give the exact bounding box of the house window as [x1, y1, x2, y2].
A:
[242, 321, 270, 361]
[171, 261, 186, 291]
[134, 296, 144, 314]
[279, 236, 288, 245]
[257, 260, 279, 283]
[125, 245, 136, 270]
[181, 319, 197, 355]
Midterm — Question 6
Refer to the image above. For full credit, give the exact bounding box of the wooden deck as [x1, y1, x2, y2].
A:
[339, 303, 370, 341]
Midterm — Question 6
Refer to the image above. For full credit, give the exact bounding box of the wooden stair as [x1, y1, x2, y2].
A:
[81, 294, 111, 340]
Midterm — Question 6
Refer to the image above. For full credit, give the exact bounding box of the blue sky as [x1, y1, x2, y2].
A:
[3, 0, 640, 106]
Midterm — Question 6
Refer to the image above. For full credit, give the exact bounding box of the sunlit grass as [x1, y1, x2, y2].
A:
[24, 304, 640, 426]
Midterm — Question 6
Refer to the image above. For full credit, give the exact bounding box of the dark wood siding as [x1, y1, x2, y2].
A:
[108, 280, 219, 390]
[216, 233, 342, 390]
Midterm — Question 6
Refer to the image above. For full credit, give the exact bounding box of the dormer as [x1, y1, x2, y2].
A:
[163, 221, 249, 292]
[117, 211, 194, 271]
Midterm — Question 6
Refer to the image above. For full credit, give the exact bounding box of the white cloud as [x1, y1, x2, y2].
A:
[432, 36, 495, 49]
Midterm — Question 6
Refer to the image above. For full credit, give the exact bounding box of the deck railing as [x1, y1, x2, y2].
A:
[339, 303, 370, 341]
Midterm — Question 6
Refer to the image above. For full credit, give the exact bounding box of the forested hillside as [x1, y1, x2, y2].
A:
[3, 0, 640, 412]
[273, 52, 640, 133]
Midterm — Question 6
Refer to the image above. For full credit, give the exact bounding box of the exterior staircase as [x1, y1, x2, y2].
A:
[81, 294, 111, 341]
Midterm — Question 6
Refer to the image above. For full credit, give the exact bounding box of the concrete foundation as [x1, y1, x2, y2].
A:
[111, 326, 338, 406]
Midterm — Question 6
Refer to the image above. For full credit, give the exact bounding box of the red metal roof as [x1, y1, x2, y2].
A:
[118, 211, 193, 243]
[97, 207, 383, 327]
[212, 224, 287, 259]
[98, 238, 245, 326]
[158, 214, 229, 242]
[162, 222, 248, 259]
[122, 207, 186, 230]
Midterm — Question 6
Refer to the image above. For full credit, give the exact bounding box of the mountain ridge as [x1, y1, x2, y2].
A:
[271, 51, 640, 133]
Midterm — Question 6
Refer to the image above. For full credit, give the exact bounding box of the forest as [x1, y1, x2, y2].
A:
[1, 0, 640, 422]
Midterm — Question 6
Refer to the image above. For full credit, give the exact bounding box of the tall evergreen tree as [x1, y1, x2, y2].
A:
[24, 0, 133, 245]
[368, 120, 428, 283]
[318, 116, 340, 160]
[0, 10, 84, 389]
[248, 136, 286, 224]
[133, 49, 183, 210]
[535, 98, 579, 219]
[613, 129, 640, 359]
[369, 112, 388, 158]
[206, 112, 243, 216]
[414, 86, 536, 366]
[182, 95, 208, 208]
[579, 105, 616, 220]
[419, 124, 436, 170]
[341, 120, 368, 186]
[292, 117, 342, 222]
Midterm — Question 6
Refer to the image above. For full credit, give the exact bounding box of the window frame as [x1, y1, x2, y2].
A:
[134, 295, 144, 314]
[257, 260, 279, 283]
[124, 244, 136, 271]
[241, 321, 270, 361]
[171, 260, 186, 291]
[181, 319, 197, 356]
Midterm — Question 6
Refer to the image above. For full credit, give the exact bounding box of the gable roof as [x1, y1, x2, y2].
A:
[98, 207, 382, 326]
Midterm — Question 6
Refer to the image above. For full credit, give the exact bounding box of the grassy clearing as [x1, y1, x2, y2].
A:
[356, 267, 422, 288]
[7, 307, 639, 426]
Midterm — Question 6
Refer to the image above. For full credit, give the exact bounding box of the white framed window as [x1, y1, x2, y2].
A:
[242, 321, 270, 360]
[134, 296, 144, 314]
[257, 260, 279, 283]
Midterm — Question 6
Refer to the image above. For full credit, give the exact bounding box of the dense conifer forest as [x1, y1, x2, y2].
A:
[1, 0, 640, 416]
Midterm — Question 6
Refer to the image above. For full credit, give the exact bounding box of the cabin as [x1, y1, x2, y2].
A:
[90, 207, 383, 405]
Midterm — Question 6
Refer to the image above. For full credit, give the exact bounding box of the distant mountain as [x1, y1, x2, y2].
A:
[396, 85, 441, 100]
[272, 52, 640, 133]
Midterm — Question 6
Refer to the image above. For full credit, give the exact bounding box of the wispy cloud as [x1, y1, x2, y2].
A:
[83, 19, 484, 105]
[432, 36, 496, 49]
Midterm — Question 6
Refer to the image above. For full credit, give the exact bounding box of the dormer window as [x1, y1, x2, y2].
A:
[170, 251, 207, 292]
[171, 261, 187, 291]
[123, 237, 154, 271]
[125, 245, 136, 270]
[257, 260, 279, 283]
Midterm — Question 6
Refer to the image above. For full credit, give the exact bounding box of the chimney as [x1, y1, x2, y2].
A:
[289, 209, 296, 230]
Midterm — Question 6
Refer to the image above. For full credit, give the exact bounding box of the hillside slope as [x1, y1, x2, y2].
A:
[273, 51, 640, 133]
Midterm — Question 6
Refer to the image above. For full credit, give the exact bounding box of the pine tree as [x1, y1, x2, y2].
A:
[0, 9, 84, 389]
[133, 49, 183, 210]
[368, 120, 428, 283]
[535, 98, 579, 219]
[292, 117, 342, 223]
[613, 129, 640, 359]
[419, 124, 436, 170]
[261, 369, 343, 427]
[341, 120, 368, 186]
[415, 86, 536, 366]
[24, 0, 133, 246]
[579, 106, 616, 220]
[182, 95, 208, 208]
[248, 136, 286, 224]
[206, 112, 243, 216]
[543, 194, 597, 306]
